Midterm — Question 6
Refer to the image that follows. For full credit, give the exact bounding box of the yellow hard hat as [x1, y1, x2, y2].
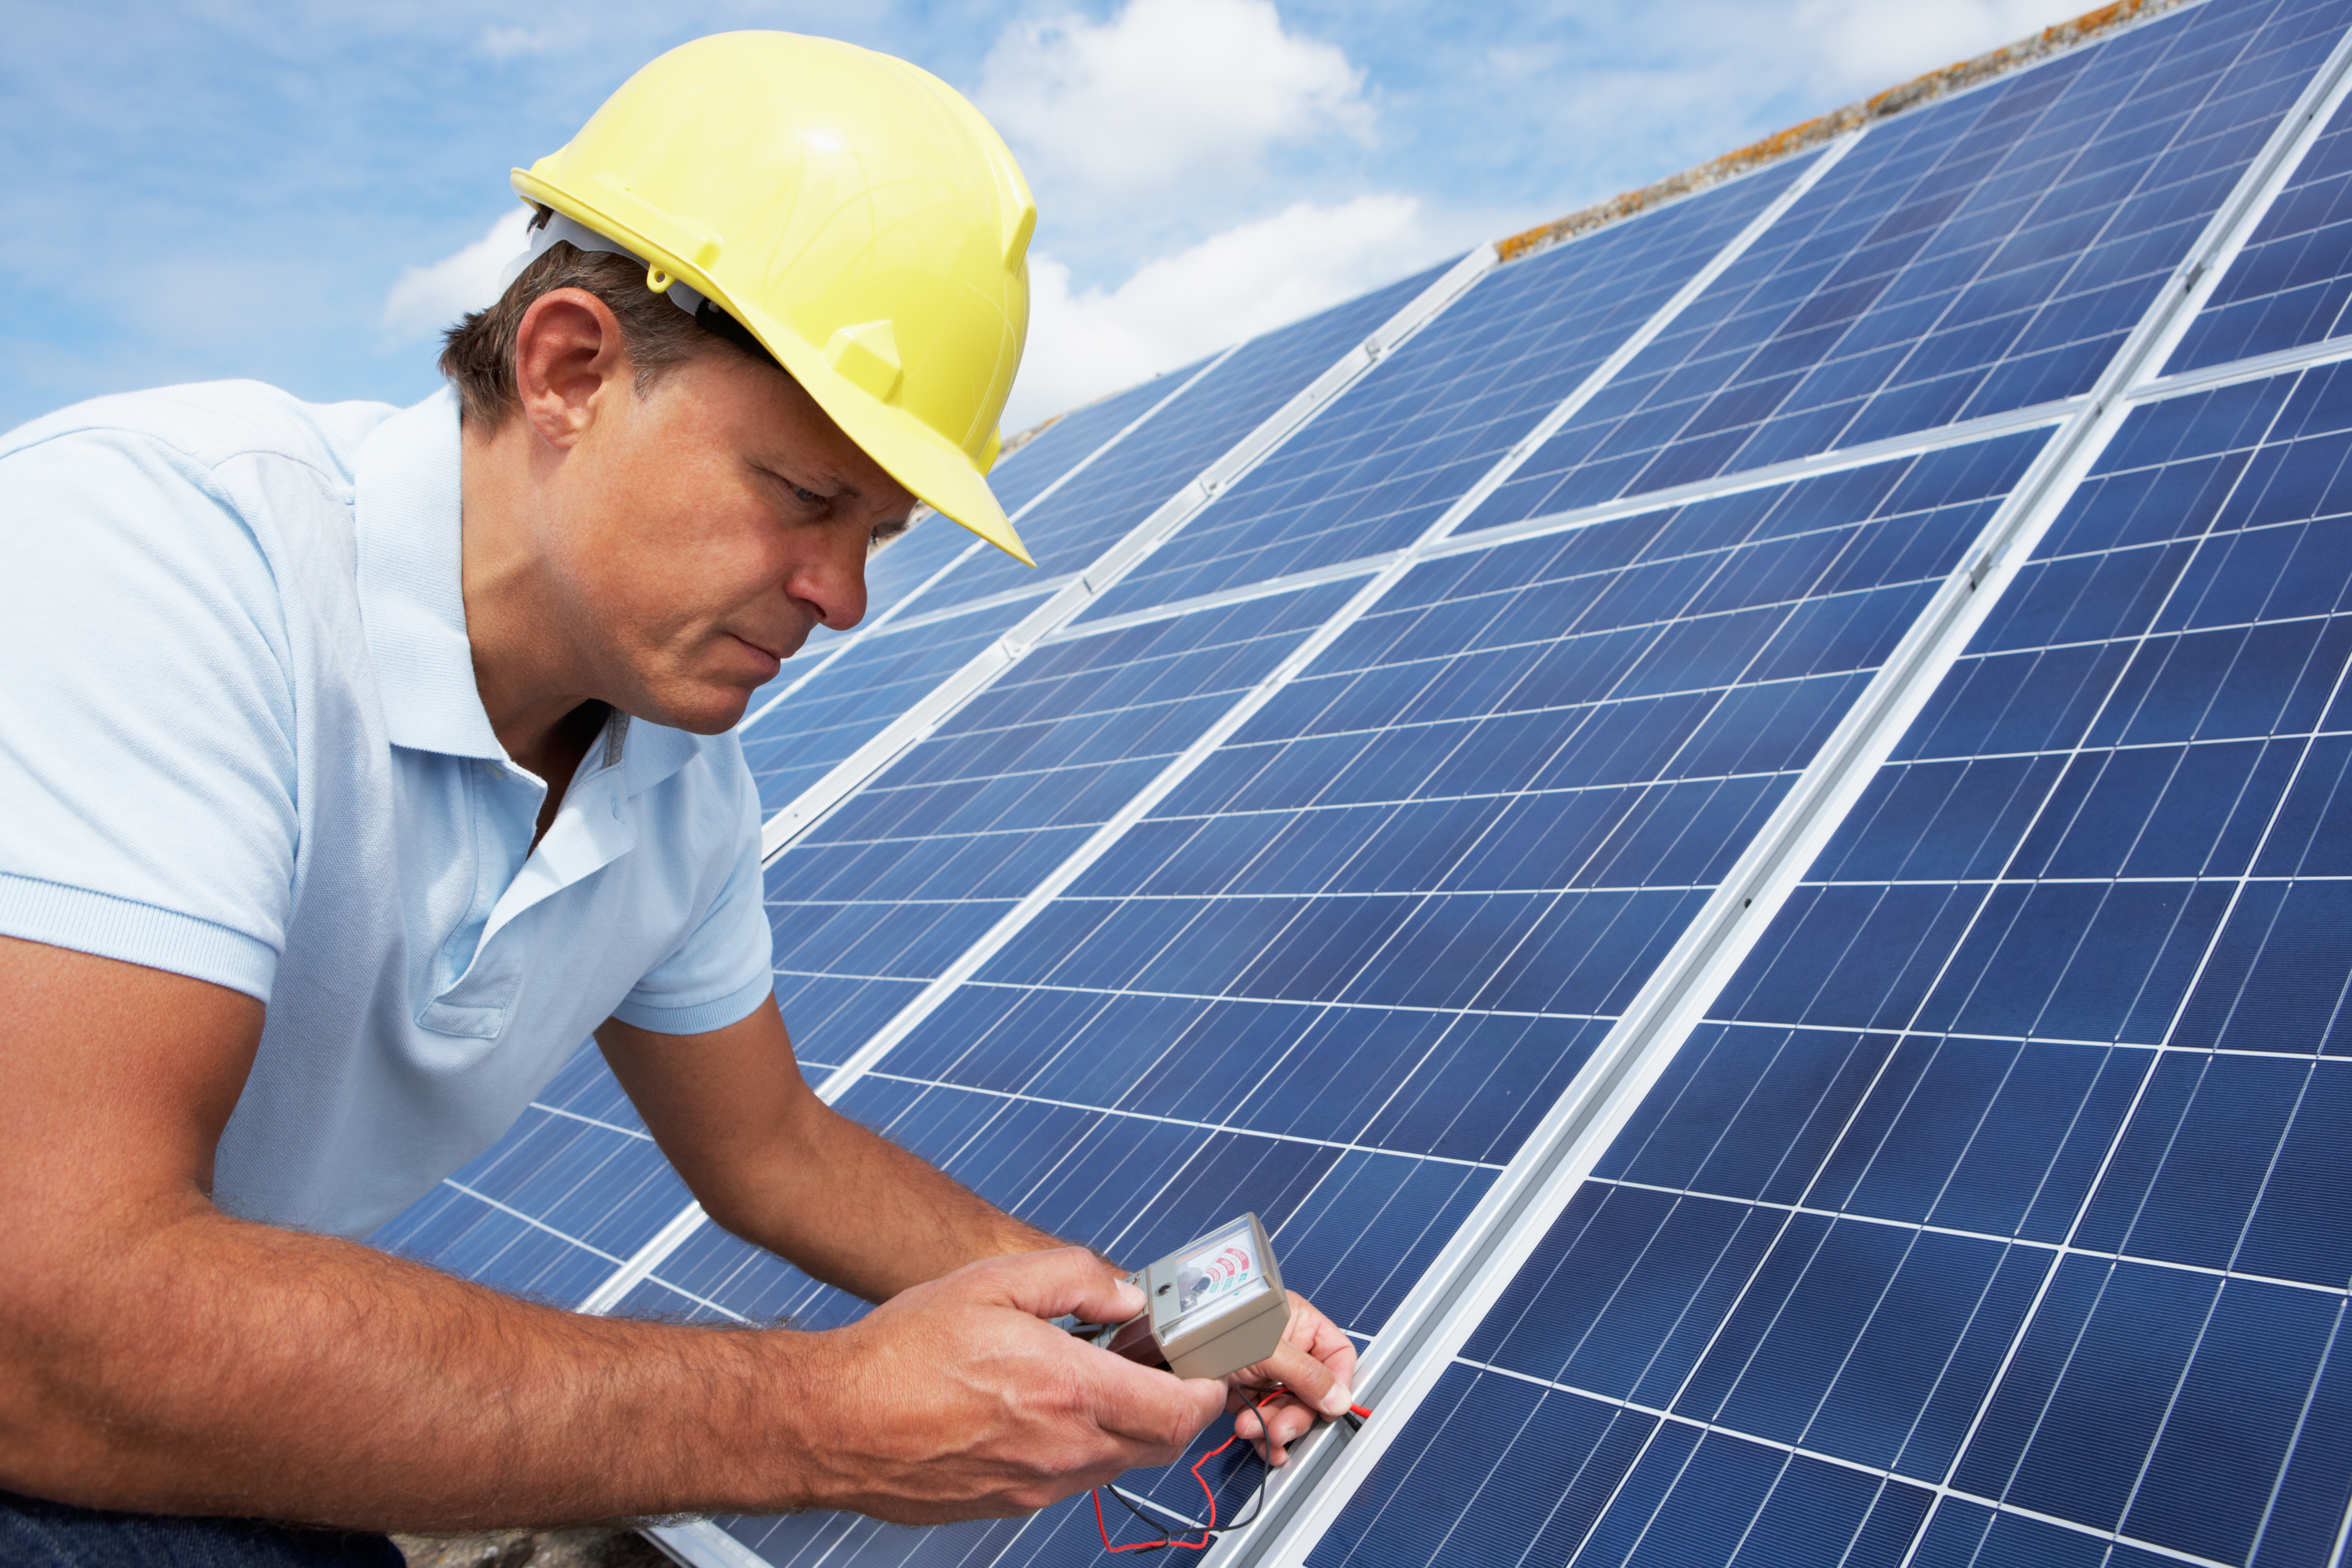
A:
[514, 32, 1037, 566]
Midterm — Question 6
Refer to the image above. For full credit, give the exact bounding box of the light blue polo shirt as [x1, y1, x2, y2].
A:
[0, 382, 774, 1238]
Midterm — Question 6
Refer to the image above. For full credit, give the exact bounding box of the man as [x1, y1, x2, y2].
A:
[0, 32, 1354, 1565]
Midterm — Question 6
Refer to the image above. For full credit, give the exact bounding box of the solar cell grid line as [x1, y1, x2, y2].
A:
[1286, 359, 2352, 1568]
[746, 246, 1502, 863]
[2168, 47, 2352, 373]
[1067, 140, 1843, 627]
[1462, 0, 2352, 537]
[1224, 21, 2352, 1562]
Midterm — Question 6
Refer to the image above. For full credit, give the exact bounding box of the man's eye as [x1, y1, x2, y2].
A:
[792, 485, 823, 506]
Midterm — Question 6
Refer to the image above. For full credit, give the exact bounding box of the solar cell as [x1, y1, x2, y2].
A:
[1302, 359, 2352, 1568]
[1469, 0, 2348, 530]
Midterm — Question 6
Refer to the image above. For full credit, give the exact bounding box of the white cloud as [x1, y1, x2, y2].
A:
[1792, 0, 2091, 96]
[476, 24, 562, 61]
[378, 209, 531, 343]
[1008, 193, 1441, 429]
[980, 0, 1372, 196]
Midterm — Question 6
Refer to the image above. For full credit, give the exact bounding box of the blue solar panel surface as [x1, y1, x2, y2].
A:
[1470, 0, 2344, 529]
[1308, 362, 2352, 1568]
[1075, 152, 1821, 624]
[2172, 76, 2352, 370]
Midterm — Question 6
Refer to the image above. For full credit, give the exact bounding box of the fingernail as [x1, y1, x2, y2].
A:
[1320, 1383, 1354, 1418]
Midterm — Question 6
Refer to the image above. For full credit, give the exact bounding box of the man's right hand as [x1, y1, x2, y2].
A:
[0, 936, 1222, 1530]
[780, 1247, 1227, 1523]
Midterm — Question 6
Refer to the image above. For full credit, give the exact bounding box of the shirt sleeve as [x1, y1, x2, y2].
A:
[609, 745, 775, 1036]
[0, 428, 299, 1002]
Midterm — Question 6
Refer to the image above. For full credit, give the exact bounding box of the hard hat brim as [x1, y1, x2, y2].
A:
[509, 174, 1037, 569]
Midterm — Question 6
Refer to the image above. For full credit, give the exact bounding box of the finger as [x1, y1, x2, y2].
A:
[1238, 1396, 1317, 1464]
[1252, 1336, 1353, 1418]
[976, 1245, 1144, 1325]
[1085, 1355, 1228, 1459]
[1284, 1295, 1361, 1387]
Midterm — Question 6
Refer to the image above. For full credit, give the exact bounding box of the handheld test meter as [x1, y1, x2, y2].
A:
[1070, 1213, 1289, 1381]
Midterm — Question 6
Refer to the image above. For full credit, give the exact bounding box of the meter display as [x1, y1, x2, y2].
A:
[1075, 1212, 1290, 1381]
[1164, 1217, 1271, 1329]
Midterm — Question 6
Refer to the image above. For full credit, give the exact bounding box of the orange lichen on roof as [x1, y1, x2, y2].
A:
[1496, 0, 2187, 265]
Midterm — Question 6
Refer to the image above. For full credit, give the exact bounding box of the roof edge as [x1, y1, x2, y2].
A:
[1496, 0, 2191, 264]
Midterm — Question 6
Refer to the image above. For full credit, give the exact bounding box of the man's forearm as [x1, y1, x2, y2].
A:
[711, 1101, 1088, 1301]
[2, 1201, 822, 1530]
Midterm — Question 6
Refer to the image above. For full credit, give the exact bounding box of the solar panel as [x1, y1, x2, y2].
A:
[354, 1, 2352, 1563]
[1298, 351, 2352, 1568]
[1469, 0, 2341, 525]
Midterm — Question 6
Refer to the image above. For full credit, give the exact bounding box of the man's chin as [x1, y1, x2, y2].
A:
[621, 684, 757, 737]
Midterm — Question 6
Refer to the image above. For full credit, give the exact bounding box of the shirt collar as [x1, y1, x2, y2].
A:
[352, 387, 505, 760]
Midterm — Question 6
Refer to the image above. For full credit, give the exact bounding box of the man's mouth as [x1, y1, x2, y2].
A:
[732, 630, 792, 663]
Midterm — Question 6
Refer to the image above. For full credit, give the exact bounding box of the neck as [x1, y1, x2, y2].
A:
[458, 412, 599, 772]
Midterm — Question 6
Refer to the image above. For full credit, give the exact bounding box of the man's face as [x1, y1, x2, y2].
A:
[545, 345, 915, 735]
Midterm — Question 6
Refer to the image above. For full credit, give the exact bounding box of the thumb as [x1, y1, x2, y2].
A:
[981, 1245, 1145, 1325]
[1254, 1337, 1355, 1419]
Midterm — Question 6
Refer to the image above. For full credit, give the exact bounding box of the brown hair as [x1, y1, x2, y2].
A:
[438, 226, 742, 427]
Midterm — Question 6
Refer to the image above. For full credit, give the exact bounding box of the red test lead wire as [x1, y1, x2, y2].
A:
[1092, 1392, 1285, 1554]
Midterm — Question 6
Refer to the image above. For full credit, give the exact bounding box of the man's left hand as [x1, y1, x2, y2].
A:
[1222, 1292, 1357, 1465]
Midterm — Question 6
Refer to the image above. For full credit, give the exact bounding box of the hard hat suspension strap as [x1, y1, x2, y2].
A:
[499, 208, 783, 374]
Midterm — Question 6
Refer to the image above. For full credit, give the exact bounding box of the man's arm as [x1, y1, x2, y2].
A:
[596, 1001, 1069, 1302]
[597, 998, 1359, 1459]
[0, 936, 1225, 1530]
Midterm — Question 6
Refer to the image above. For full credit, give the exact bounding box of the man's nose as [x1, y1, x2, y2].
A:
[792, 531, 870, 632]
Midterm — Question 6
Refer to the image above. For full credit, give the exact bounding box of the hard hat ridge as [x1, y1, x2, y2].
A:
[513, 32, 1038, 566]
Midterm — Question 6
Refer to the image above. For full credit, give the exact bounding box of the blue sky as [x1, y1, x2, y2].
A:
[0, 0, 2094, 435]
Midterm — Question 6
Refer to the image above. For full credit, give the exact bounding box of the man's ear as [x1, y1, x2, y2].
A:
[512, 288, 629, 451]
